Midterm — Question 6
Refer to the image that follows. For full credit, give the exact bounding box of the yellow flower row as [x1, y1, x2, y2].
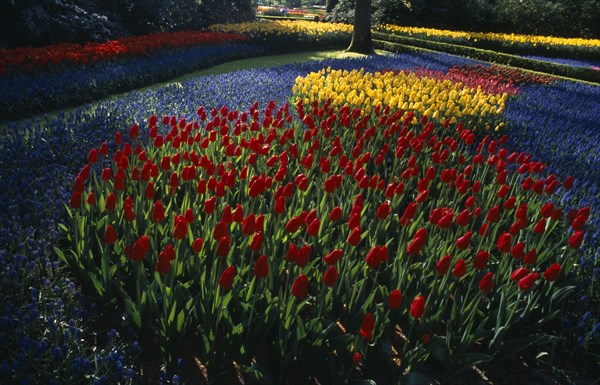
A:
[293, 67, 507, 129]
[209, 20, 352, 37]
[380, 23, 600, 48]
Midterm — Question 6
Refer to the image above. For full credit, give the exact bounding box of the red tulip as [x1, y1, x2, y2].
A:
[296, 245, 312, 268]
[213, 220, 228, 241]
[456, 209, 471, 227]
[86, 192, 96, 206]
[437, 212, 454, 229]
[563, 175, 574, 190]
[292, 274, 308, 300]
[104, 225, 117, 244]
[410, 295, 425, 319]
[348, 226, 362, 247]
[216, 235, 230, 257]
[286, 216, 302, 233]
[479, 272, 494, 293]
[129, 123, 139, 138]
[253, 255, 269, 279]
[284, 244, 298, 264]
[219, 265, 236, 290]
[105, 192, 116, 211]
[192, 238, 203, 253]
[87, 148, 98, 164]
[543, 263, 561, 282]
[455, 230, 473, 250]
[511, 242, 525, 259]
[387, 289, 402, 309]
[452, 258, 467, 278]
[131, 235, 150, 261]
[486, 205, 500, 223]
[359, 313, 375, 341]
[152, 200, 165, 223]
[503, 196, 516, 210]
[242, 214, 256, 235]
[479, 222, 490, 237]
[569, 231, 584, 249]
[99, 142, 108, 156]
[184, 208, 195, 223]
[101, 167, 111, 182]
[497, 232, 512, 253]
[233, 204, 244, 223]
[435, 254, 452, 275]
[511, 267, 530, 282]
[400, 202, 417, 226]
[377, 201, 391, 220]
[473, 250, 489, 270]
[571, 215, 587, 231]
[541, 202, 554, 218]
[533, 218, 546, 234]
[524, 248, 537, 265]
[516, 203, 528, 223]
[407, 229, 427, 256]
[145, 182, 155, 200]
[323, 249, 342, 267]
[518, 272, 539, 291]
[329, 206, 342, 222]
[307, 218, 320, 236]
[365, 246, 382, 269]
[274, 196, 286, 214]
[204, 196, 216, 214]
[173, 216, 187, 240]
[322, 266, 338, 287]
[156, 245, 175, 274]
[250, 231, 263, 251]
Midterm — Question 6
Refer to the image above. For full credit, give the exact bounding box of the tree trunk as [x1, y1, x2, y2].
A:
[326, 0, 338, 13]
[347, 0, 374, 54]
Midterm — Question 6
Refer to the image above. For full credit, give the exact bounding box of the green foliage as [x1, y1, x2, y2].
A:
[0, 0, 256, 48]
[326, 0, 600, 39]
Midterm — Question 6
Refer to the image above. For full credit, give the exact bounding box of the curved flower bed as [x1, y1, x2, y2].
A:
[0, 43, 268, 121]
[63, 89, 585, 382]
[0, 21, 352, 122]
[0, 31, 248, 77]
[0, 52, 598, 384]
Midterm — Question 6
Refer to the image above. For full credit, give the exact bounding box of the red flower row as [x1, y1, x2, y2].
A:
[0, 31, 247, 76]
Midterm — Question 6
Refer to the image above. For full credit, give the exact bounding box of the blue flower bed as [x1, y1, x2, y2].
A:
[0, 43, 269, 122]
[503, 81, 600, 253]
[1, 50, 598, 383]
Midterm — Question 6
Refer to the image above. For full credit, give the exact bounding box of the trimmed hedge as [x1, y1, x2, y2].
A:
[373, 32, 600, 84]
[257, 15, 322, 22]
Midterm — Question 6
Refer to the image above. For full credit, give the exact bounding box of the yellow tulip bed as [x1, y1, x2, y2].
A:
[293, 67, 508, 131]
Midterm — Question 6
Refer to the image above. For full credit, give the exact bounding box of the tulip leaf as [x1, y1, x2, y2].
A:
[53, 246, 67, 264]
[550, 285, 575, 304]
[168, 300, 177, 324]
[296, 316, 307, 341]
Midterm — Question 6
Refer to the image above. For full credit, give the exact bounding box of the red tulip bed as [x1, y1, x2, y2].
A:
[0, 31, 248, 76]
[402, 64, 556, 95]
[61, 64, 589, 383]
